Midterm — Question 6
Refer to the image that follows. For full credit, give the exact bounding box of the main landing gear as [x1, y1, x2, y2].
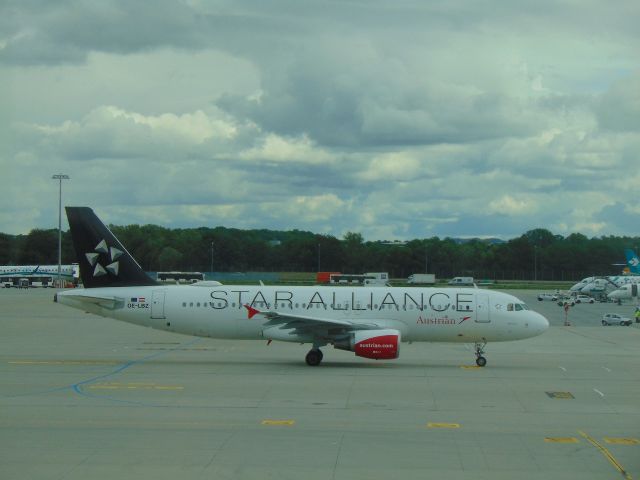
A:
[474, 341, 487, 367]
[305, 348, 323, 366]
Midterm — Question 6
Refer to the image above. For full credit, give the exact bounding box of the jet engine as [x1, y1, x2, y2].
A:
[333, 329, 400, 360]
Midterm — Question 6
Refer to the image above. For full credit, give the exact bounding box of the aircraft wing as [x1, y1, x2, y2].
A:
[244, 304, 382, 335]
[56, 292, 124, 309]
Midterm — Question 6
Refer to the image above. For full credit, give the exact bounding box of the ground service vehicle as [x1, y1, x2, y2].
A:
[448, 277, 474, 286]
[537, 293, 558, 301]
[407, 274, 436, 285]
[575, 295, 595, 303]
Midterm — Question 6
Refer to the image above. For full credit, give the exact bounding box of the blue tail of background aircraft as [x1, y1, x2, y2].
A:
[624, 249, 640, 274]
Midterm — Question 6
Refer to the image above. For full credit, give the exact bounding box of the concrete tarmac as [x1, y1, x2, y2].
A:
[1, 288, 639, 479]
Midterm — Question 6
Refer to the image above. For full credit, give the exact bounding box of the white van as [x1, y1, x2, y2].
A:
[448, 276, 474, 286]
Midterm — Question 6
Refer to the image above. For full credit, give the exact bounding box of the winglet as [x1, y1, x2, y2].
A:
[244, 304, 261, 319]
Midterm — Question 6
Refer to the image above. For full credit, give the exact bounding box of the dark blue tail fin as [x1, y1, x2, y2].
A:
[66, 207, 157, 288]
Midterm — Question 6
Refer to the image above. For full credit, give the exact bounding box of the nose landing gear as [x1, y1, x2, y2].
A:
[474, 341, 487, 367]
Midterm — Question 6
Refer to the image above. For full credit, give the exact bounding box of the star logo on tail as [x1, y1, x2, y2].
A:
[85, 239, 123, 278]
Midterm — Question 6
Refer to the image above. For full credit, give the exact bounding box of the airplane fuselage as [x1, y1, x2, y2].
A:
[0, 264, 76, 278]
[57, 285, 548, 344]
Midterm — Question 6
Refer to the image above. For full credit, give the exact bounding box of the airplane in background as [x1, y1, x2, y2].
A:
[569, 249, 640, 295]
[55, 207, 549, 367]
[0, 264, 78, 287]
[607, 283, 639, 302]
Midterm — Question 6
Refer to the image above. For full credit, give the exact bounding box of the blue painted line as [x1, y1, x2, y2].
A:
[5, 338, 202, 407]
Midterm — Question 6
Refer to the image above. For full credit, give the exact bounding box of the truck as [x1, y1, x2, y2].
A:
[316, 272, 341, 284]
[329, 272, 389, 286]
[448, 276, 474, 286]
[407, 273, 436, 285]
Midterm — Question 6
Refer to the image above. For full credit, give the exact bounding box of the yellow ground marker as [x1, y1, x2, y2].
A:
[261, 420, 295, 426]
[545, 391, 574, 399]
[604, 438, 639, 445]
[427, 423, 460, 429]
[544, 437, 579, 443]
[578, 431, 633, 480]
[460, 365, 482, 370]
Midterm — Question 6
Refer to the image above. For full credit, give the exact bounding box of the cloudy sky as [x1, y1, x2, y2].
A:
[1, 1, 639, 240]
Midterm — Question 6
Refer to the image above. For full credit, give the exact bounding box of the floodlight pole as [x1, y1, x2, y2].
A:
[52, 174, 70, 288]
[210, 242, 214, 278]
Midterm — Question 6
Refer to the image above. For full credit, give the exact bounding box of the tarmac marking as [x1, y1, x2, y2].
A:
[593, 388, 605, 397]
[427, 423, 460, 429]
[9, 360, 118, 366]
[604, 438, 639, 445]
[88, 382, 183, 391]
[602, 366, 612, 372]
[578, 430, 633, 480]
[544, 437, 579, 443]
[460, 365, 482, 370]
[545, 391, 574, 399]
[261, 419, 295, 426]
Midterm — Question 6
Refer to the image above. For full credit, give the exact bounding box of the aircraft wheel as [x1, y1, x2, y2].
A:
[476, 356, 487, 367]
[305, 349, 323, 366]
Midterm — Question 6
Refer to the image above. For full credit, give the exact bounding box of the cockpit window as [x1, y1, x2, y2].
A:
[507, 303, 528, 311]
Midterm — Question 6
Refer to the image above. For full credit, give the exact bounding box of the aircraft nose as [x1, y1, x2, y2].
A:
[533, 312, 549, 334]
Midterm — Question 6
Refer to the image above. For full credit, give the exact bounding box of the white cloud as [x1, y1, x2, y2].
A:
[239, 133, 336, 165]
[1, 1, 639, 240]
[488, 195, 535, 216]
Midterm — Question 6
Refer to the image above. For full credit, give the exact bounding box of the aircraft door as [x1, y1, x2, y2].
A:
[151, 289, 166, 320]
[475, 293, 490, 323]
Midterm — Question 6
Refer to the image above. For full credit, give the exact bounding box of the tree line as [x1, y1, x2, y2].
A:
[1, 226, 638, 281]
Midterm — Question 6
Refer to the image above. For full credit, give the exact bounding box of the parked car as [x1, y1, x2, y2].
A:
[537, 293, 558, 301]
[602, 313, 632, 326]
[557, 296, 575, 307]
[575, 295, 595, 304]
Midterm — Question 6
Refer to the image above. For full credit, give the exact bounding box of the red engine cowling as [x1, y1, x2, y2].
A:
[334, 329, 400, 360]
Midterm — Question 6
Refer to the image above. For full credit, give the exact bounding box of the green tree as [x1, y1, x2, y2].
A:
[157, 246, 183, 271]
[18, 229, 58, 264]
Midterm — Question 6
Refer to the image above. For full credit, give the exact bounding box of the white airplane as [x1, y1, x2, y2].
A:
[607, 283, 639, 302]
[576, 275, 640, 295]
[0, 264, 76, 277]
[570, 249, 640, 295]
[55, 207, 549, 367]
[0, 264, 78, 287]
